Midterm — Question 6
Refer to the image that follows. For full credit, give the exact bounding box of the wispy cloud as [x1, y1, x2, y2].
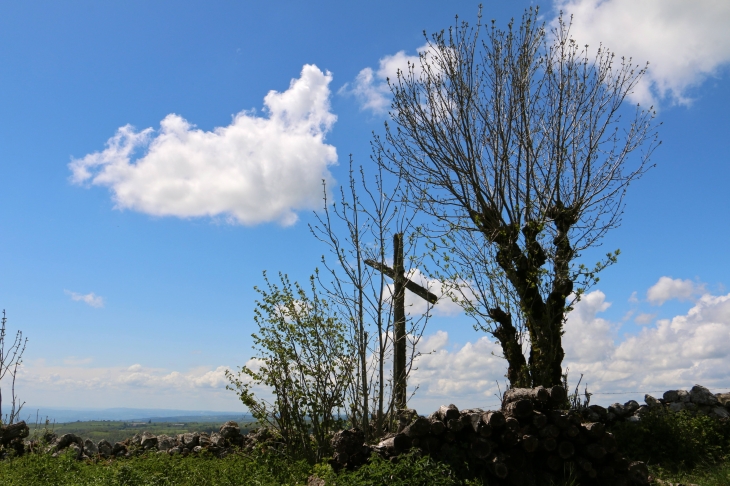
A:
[340, 44, 442, 114]
[70, 65, 338, 226]
[633, 312, 656, 325]
[63, 356, 93, 366]
[554, 0, 730, 107]
[17, 361, 248, 410]
[409, 331, 507, 410]
[21, 362, 234, 392]
[65, 290, 104, 308]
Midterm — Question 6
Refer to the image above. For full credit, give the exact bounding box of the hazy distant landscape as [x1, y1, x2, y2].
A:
[22, 407, 250, 424]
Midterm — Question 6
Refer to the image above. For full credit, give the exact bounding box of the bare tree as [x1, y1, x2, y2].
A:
[376, 8, 660, 388]
[310, 157, 434, 435]
[0, 310, 27, 425]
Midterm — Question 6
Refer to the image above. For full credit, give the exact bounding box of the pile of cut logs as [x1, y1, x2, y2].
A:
[331, 385, 649, 485]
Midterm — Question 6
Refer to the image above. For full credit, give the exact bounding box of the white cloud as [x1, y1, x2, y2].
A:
[65, 290, 104, 308]
[70, 64, 338, 226]
[407, 283, 730, 411]
[409, 331, 506, 411]
[21, 362, 231, 391]
[646, 276, 704, 305]
[341, 44, 440, 114]
[17, 361, 243, 410]
[562, 291, 615, 365]
[562, 288, 730, 403]
[341, 67, 392, 113]
[554, 0, 730, 106]
[63, 356, 93, 366]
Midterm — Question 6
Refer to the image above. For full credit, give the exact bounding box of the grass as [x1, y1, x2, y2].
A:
[0, 449, 496, 486]
[3, 442, 728, 485]
[0, 446, 588, 486]
[0, 449, 312, 486]
[650, 461, 730, 485]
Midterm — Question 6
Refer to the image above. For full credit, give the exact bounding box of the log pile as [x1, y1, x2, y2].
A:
[332, 386, 649, 485]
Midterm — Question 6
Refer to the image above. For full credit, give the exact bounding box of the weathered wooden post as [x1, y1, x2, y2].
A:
[365, 233, 437, 411]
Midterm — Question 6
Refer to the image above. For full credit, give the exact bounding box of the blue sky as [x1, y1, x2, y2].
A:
[0, 0, 729, 415]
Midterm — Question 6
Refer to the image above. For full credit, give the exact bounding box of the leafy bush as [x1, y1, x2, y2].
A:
[313, 451, 486, 486]
[611, 409, 730, 470]
[226, 272, 353, 464]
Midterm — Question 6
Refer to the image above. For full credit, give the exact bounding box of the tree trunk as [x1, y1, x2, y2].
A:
[478, 212, 573, 389]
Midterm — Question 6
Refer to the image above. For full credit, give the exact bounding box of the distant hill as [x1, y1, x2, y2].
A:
[22, 406, 252, 424]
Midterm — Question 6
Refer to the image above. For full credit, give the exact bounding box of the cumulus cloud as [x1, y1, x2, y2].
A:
[65, 290, 104, 308]
[409, 330, 506, 410]
[647, 276, 704, 305]
[406, 282, 730, 409]
[70, 64, 338, 226]
[341, 44, 440, 114]
[562, 288, 730, 403]
[562, 290, 616, 365]
[554, 0, 730, 106]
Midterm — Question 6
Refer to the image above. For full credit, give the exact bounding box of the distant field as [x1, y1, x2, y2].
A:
[32, 420, 257, 444]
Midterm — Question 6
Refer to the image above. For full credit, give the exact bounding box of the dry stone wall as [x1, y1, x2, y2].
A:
[580, 384, 730, 424]
[331, 385, 649, 486]
[329, 384, 730, 485]
[9, 420, 278, 461]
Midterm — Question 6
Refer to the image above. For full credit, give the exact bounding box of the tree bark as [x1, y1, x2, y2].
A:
[488, 307, 529, 387]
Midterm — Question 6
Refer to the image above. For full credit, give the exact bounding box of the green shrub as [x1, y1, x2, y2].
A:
[611, 409, 730, 470]
[226, 272, 353, 464]
[314, 451, 486, 486]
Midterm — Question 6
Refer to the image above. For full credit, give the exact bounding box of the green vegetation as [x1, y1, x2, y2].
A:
[313, 451, 489, 486]
[226, 273, 352, 463]
[611, 409, 730, 470]
[649, 460, 730, 486]
[0, 448, 572, 486]
[34, 421, 255, 446]
[0, 449, 311, 486]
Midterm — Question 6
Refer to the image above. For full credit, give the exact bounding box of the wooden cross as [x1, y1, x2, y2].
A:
[365, 233, 438, 411]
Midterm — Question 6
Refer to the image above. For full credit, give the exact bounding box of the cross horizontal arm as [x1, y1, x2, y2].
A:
[364, 259, 439, 304]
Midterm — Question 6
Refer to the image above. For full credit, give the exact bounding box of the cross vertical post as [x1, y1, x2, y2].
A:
[364, 233, 438, 414]
[392, 233, 406, 410]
